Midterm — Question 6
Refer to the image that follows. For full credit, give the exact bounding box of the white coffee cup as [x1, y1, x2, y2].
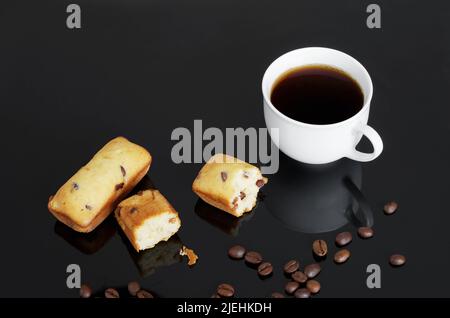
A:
[262, 47, 383, 164]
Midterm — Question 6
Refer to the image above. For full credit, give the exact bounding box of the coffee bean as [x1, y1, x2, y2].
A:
[306, 280, 321, 294]
[80, 284, 92, 298]
[257, 262, 273, 277]
[390, 254, 406, 267]
[304, 263, 321, 278]
[283, 260, 300, 274]
[271, 292, 285, 298]
[127, 281, 140, 296]
[334, 249, 351, 264]
[211, 294, 220, 298]
[228, 245, 246, 259]
[285, 281, 299, 294]
[104, 288, 120, 298]
[358, 227, 374, 239]
[244, 251, 263, 265]
[294, 288, 311, 298]
[136, 289, 154, 298]
[217, 283, 235, 298]
[335, 232, 352, 246]
[291, 271, 308, 283]
[312, 240, 328, 257]
[384, 201, 398, 215]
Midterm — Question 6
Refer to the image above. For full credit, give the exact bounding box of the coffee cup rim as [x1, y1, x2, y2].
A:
[261, 47, 373, 129]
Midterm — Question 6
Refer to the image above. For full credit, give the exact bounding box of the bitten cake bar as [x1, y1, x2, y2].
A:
[48, 137, 152, 233]
[115, 189, 181, 251]
[192, 154, 268, 217]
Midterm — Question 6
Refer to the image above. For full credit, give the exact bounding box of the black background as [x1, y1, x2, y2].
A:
[0, 0, 449, 298]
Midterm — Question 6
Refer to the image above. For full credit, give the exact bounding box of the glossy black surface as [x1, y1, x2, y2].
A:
[1, 0, 449, 297]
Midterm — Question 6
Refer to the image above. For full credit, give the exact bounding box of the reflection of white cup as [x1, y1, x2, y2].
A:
[262, 47, 383, 164]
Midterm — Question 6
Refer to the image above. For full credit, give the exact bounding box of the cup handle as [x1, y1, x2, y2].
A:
[346, 125, 383, 162]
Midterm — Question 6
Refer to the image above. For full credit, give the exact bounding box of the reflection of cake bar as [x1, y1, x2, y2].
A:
[121, 232, 183, 277]
[192, 154, 268, 217]
[54, 216, 116, 254]
[115, 189, 181, 251]
[194, 199, 254, 236]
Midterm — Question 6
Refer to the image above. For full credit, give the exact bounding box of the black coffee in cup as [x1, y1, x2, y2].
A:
[270, 65, 364, 125]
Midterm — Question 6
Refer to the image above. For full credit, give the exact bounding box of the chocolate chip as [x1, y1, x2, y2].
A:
[221, 171, 227, 182]
[120, 165, 126, 177]
[85, 205, 92, 211]
[130, 207, 138, 214]
[243, 171, 249, 178]
[240, 192, 246, 200]
[72, 182, 79, 191]
[115, 182, 125, 191]
[232, 197, 239, 207]
[256, 179, 265, 188]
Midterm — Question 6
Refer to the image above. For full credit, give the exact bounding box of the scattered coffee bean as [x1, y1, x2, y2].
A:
[285, 281, 299, 294]
[304, 263, 321, 278]
[211, 294, 220, 298]
[244, 251, 263, 265]
[136, 289, 154, 298]
[120, 165, 126, 177]
[291, 271, 308, 283]
[228, 245, 246, 259]
[271, 292, 285, 298]
[221, 171, 228, 182]
[389, 254, 406, 267]
[306, 280, 321, 294]
[294, 288, 311, 298]
[312, 239, 328, 257]
[384, 201, 398, 215]
[257, 262, 273, 277]
[104, 288, 120, 298]
[358, 227, 374, 239]
[256, 179, 265, 187]
[217, 283, 235, 298]
[283, 260, 300, 274]
[335, 232, 352, 246]
[127, 281, 140, 296]
[80, 284, 92, 298]
[334, 249, 351, 264]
